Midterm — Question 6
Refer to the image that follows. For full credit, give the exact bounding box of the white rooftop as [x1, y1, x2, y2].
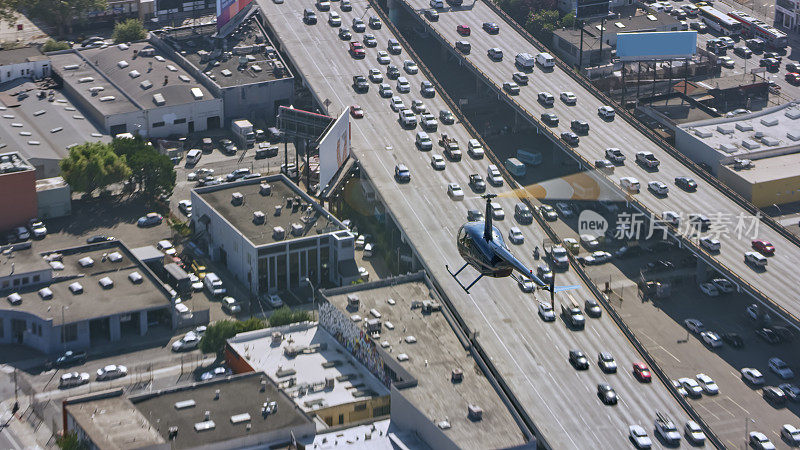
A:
[680, 102, 800, 159]
[227, 322, 389, 413]
[307, 419, 428, 449]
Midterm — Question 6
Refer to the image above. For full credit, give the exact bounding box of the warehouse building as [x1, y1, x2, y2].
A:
[151, 8, 294, 127]
[0, 152, 38, 231]
[190, 174, 358, 295]
[49, 41, 223, 138]
[0, 240, 192, 354]
[675, 102, 800, 207]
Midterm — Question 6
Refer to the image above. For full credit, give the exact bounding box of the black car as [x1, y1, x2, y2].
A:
[787, 62, 800, 73]
[772, 326, 794, 342]
[467, 209, 484, 221]
[569, 349, 589, 370]
[424, 9, 438, 20]
[561, 131, 579, 146]
[763, 385, 787, 405]
[352, 75, 369, 93]
[541, 112, 559, 126]
[760, 57, 780, 71]
[482, 22, 499, 34]
[597, 383, 618, 405]
[763, 51, 782, 61]
[746, 38, 765, 51]
[570, 119, 589, 134]
[722, 332, 744, 348]
[369, 15, 382, 29]
[387, 65, 400, 79]
[675, 176, 698, 191]
[387, 38, 401, 54]
[53, 350, 87, 368]
[394, 164, 411, 183]
[469, 174, 486, 192]
[584, 298, 602, 318]
[87, 235, 114, 243]
[734, 46, 753, 58]
[440, 110, 455, 124]
[756, 327, 781, 345]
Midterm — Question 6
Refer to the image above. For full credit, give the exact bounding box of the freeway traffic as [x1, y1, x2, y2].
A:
[397, 0, 800, 325]
[255, 0, 697, 447]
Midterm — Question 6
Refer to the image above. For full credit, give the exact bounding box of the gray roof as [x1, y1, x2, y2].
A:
[720, 151, 800, 184]
[132, 372, 314, 449]
[554, 10, 680, 47]
[322, 274, 528, 450]
[156, 16, 291, 89]
[194, 175, 345, 247]
[49, 41, 214, 117]
[0, 46, 44, 66]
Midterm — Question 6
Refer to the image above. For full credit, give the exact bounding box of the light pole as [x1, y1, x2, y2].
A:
[61, 305, 69, 351]
[773, 203, 782, 217]
[745, 417, 754, 448]
[304, 277, 316, 317]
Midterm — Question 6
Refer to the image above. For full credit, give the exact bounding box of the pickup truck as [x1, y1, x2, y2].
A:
[440, 133, 461, 160]
[636, 151, 660, 169]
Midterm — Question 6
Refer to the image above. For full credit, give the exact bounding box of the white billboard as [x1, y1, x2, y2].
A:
[318, 110, 351, 193]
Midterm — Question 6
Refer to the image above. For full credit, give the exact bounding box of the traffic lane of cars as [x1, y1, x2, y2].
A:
[264, 2, 696, 446]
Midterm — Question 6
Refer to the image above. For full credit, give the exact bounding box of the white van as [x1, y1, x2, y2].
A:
[203, 272, 226, 297]
[515, 53, 535, 71]
[536, 52, 555, 68]
[415, 131, 432, 150]
[619, 177, 640, 193]
[186, 149, 202, 165]
[744, 251, 767, 268]
[396, 77, 410, 93]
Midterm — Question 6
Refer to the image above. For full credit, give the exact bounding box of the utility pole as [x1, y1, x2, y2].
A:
[578, 20, 585, 69]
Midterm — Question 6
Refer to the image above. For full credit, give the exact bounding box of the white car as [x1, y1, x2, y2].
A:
[172, 332, 201, 352]
[769, 357, 795, 380]
[96, 364, 128, 381]
[411, 99, 427, 113]
[390, 96, 405, 112]
[684, 420, 706, 445]
[579, 234, 599, 250]
[560, 91, 577, 104]
[376, 50, 390, 64]
[447, 183, 464, 200]
[555, 202, 574, 218]
[598, 105, 615, 119]
[518, 278, 534, 292]
[431, 154, 445, 170]
[467, 139, 485, 158]
[699, 282, 719, 297]
[581, 251, 612, 265]
[355, 234, 366, 249]
[268, 294, 284, 308]
[629, 425, 652, 449]
[663, 211, 680, 226]
[696, 373, 719, 395]
[672, 379, 688, 397]
[699, 236, 720, 251]
[328, 11, 341, 26]
[781, 425, 800, 446]
[490, 202, 504, 220]
[679, 377, 704, 398]
[178, 199, 192, 216]
[745, 251, 768, 268]
[403, 60, 418, 74]
[749, 431, 776, 450]
[157, 240, 176, 256]
[711, 278, 734, 293]
[619, 177, 640, 193]
[508, 227, 524, 244]
[742, 367, 765, 386]
[222, 296, 241, 314]
[684, 318, 704, 334]
[538, 302, 555, 321]
[59, 372, 90, 389]
[647, 181, 669, 196]
[701, 331, 722, 348]
[369, 68, 383, 82]
[201, 366, 230, 381]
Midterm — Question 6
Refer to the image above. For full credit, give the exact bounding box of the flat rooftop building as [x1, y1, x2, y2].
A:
[320, 272, 529, 450]
[675, 102, 800, 206]
[151, 9, 294, 126]
[49, 41, 223, 138]
[191, 174, 357, 295]
[64, 372, 315, 450]
[0, 240, 186, 354]
[0, 152, 37, 230]
[226, 322, 391, 427]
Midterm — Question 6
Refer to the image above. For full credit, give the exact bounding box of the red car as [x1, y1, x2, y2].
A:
[349, 42, 365, 58]
[786, 72, 800, 85]
[350, 105, 364, 118]
[456, 24, 471, 36]
[752, 239, 775, 255]
[633, 362, 651, 382]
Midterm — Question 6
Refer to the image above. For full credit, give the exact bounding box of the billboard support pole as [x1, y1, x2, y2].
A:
[598, 18, 605, 64]
[636, 62, 641, 99]
[684, 59, 689, 98]
[306, 140, 312, 194]
[652, 61, 657, 100]
[621, 63, 626, 107]
[578, 20, 584, 70]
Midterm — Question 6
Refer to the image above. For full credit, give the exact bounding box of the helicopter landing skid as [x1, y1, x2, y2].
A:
[446, 263, 483, 293]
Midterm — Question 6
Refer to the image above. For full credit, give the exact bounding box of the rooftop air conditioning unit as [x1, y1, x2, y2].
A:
[274, 205, 282, 216]
[273, 226, 285, 239]
[735, 122, 752, 131]
[117, 60, 129, 68]
[260, 183, 271, 195]
[291, 223, 303, 236]
[253, 211, 265, 224]
[231, 192, 243, 205]
[153, 93, 166, 106]
[191, 87, 203, 100]
[760, 117, 779, 127]
[129, 70, 141, 78]
[742, 139, 760, 150]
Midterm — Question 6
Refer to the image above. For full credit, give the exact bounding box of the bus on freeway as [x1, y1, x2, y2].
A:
[727, 10, 788, 48]
[699, 6, 743, 36]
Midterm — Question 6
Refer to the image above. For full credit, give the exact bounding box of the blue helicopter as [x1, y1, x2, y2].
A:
[447, 194, 580, 298]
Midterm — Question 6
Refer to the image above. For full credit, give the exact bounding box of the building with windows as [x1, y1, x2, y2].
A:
[49, 41, 223, 138]
[0, 46, 50, 84]
[775, 0, 798, 32]
[151, 9, 294, 127]
[0, 240, 194, 354]
[190, 174, 357, 295]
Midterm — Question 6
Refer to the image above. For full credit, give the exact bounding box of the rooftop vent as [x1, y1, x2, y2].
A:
[78, 256, 94, 267]
[230, 413, 251, 424]
[693, 128, 712, 138]
[140, 80, 153, 90]
[716, 124, 734, 134]
[788, 131, 800, 141]
[153, 54, 164, 61]
[718, 143, 737, 153]
[69, 282, 83, 294]
[762, 136, 779, 146]
[7, 293, 21, 305]
[194, 420, 215, 432]
[78, 77, 94, 83]
[174, 400, 196, 410]
[253, 211, 265, 224]
[451, 368, 463, 382]
[129, 70, 141, 78]
[63, 64, 79, 70]
[108, 252, 122, 262]
[117, 60, 129, 68]
[760, 117, 779, 127]
[99, 277, 113, 289]
[468, 404, 483, 421]
[742, 139, 760, 150]
[153, 93, 166, 106]
[251, 64, 262, 72]
[220, 69, 232, 77]
[191, 87, 203, 100]
[735, 122, 753, 131]
[128, 271, 143, 284]
[99, 96, 115, 102]
[39, 287, 53, 300]
[231, 192, 243, 205]
[166, 64, 178, 72]
[178, 74, 190, 82]
[786, 109, 800, 120]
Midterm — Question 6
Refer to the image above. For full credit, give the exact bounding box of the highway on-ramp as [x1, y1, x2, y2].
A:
[256, 0, 696, 447]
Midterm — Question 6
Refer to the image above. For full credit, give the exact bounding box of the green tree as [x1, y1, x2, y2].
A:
[112, 18, 146, 43]
[269, 306, 311, 327]
[27, 0, 107, 36]
[0, 0, 20, 26]
[59, 142, 131, 196]
[525, 9, 561, 40]
[112, 137, 176, 199]
[561, 11, 576, 29]
[56, 431, 88, 450]
[199, 318, 267, 354]
[42, 39, 72, 52]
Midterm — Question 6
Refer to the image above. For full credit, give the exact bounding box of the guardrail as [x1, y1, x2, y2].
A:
[382, 1, 726, 447]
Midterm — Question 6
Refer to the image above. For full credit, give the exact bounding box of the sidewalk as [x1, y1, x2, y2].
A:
[0, 13, 50, 46]
[0, 397, 44, 450]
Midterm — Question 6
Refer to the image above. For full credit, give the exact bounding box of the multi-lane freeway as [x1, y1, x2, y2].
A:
[256, 0, 697, 447]
[396, 0, 800, 326]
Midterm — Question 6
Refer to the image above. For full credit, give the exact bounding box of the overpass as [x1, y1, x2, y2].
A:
[389, 0, 800, 330]
[254, 0, 705, 448]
